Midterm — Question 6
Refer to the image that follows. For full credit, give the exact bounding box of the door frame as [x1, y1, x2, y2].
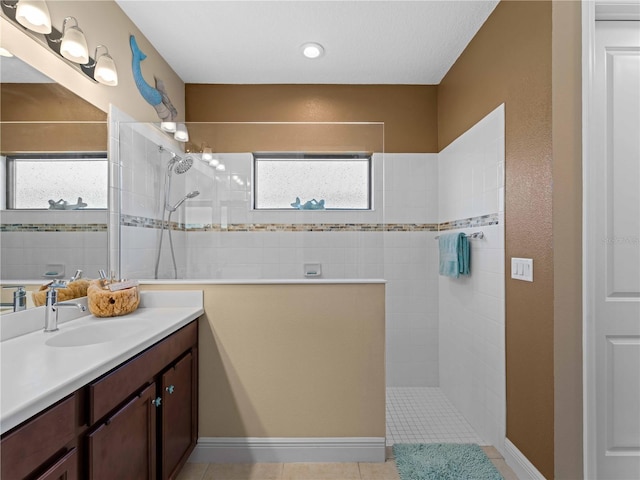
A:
[582, 1, 640, 478]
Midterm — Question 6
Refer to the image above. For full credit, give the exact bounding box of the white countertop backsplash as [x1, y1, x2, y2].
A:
[0, 290, 204, 435]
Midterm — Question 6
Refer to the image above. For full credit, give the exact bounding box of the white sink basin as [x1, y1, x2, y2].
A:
[45, 320, 149, 347]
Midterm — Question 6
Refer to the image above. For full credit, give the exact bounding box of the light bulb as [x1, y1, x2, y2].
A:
[301, 42, 324, 59]
[160, 122, 177, 133]
[59, 18, 88, 64]
[174, 123, 189, 142]
[202, 147, 213, 161]
[94, 49, 118, 86]
[15, 0, 52, 34]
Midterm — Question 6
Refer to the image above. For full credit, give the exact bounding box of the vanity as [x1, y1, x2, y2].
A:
[0, 290, 204, 480]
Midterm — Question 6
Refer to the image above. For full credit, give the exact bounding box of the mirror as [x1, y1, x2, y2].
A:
[0, 54, 108, 312]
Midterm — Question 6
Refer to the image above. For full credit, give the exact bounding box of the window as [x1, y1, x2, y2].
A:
[6, 153, 108, 209]
[253, 153, 371, 210]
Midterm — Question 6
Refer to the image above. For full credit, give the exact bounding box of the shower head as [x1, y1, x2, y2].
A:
[161, 146, 194, 175]
[167, 190, 200, 212]
[173, 155, 193, 174]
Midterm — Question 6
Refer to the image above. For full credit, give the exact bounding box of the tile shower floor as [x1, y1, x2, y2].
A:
[386, 387, 483, 446]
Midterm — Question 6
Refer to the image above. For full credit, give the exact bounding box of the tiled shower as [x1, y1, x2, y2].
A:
[112, 104, 505, 453]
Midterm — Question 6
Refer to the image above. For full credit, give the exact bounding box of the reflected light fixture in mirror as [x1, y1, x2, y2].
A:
[90, 45, 118, 86]
[15, 0, 51, 34]
[201, 144, 213, 161]
[59, 16, 88, 64]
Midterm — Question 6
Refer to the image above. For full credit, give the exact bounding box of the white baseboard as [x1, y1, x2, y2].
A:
[188, 437, 386, 463]
[504, 438, 547, 480]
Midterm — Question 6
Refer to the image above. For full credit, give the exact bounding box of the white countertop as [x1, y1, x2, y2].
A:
[0, 291, 204, 435]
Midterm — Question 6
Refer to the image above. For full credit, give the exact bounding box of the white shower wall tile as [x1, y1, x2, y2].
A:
[437, 104, 506, 455]
[438, 105, 505, 223]
[384, 153, 438, 224]
[385, 230, 439, 387]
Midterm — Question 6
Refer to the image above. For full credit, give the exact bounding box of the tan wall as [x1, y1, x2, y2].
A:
[438, 1, 554, 477]
[1, 84, 107, 153]
[141, 283, 386, 438]
[186, 84, 438, 153]
[0, 0, 185, 121]
[552, 2, 583, 479]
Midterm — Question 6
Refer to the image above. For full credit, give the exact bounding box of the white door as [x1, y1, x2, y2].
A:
[587, 19, 640, 480]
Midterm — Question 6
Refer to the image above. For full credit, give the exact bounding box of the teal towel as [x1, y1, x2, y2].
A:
[439, 233, 470, 278]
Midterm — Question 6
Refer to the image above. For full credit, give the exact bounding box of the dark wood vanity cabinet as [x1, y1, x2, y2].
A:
[1, 320, 198, 480]
[0, 394, 79, 480]
[86, 321, 198, 480]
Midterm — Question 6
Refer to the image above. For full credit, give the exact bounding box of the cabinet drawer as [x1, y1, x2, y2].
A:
[1, 394, 76, 480]
[34, 448, 78, 480]
[89, 321, 197, 424]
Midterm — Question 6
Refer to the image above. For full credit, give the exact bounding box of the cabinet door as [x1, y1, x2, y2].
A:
[87, 383, 157, 480]
[161, 352, 195, 480]
[34, 448, 78, 480]
[0, 395, 76, 480]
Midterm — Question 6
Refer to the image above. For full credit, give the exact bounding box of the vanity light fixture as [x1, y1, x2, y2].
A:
[1, 2, 116, 85]
[174, 123, 189, 142]
[59, 17, 89, 64]
[14, 0, 51, 34]
[160, 122, 177, 133]
[301, 42, 324, 59]
[88, 45, 118, 86]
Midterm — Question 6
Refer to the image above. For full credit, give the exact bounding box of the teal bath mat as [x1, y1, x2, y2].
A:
[393, 443, 504, 480]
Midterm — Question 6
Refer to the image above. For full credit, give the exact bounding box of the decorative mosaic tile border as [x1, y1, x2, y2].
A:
[0, 223, 107, 232]
[183, 223, 440, 232]
[120, 213, 499, 233]
[438, 213, 500, 231]
[120, 214, 181, 230]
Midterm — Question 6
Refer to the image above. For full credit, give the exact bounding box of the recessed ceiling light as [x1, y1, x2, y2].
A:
[301, 42, 324, 59]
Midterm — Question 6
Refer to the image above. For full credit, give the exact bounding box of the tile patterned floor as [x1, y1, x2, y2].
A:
[386, 387, 483, 445]
[175, 446, 518, 480]
[177, 387, 519, 479]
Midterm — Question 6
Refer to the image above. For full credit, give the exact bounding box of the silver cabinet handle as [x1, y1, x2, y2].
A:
[152, 397, 162, 407]
[165, 385, 175, 394]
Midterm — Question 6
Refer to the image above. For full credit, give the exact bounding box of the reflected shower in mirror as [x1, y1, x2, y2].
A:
[0, 53, 108, 312]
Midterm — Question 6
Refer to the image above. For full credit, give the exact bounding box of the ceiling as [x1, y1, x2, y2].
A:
[116, 0, 499, 85]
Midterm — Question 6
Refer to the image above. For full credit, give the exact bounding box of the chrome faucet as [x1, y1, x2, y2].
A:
[44, 283, 86, 333]
[1, 285, 27, 312]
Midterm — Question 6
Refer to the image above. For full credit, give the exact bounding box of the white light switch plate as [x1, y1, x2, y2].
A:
[511, 257, 533, 282]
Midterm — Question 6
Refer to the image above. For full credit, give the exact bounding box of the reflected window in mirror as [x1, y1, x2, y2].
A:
[5, 153, 107, 209]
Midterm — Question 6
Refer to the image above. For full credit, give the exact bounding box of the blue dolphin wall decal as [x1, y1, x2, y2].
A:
[130, 35, 178, 122]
